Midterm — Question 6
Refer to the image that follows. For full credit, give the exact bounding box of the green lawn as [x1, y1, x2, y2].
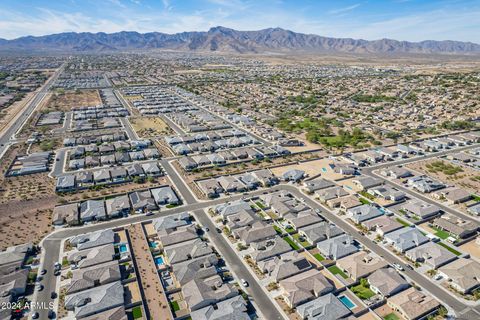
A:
[395, 217, 410, 227]
[472, 194, 480, 202]
[351, 283, 376, 300]
[328, 265, 348, 279]
[284, 237, 300, 250]
[431, 226, 450, 240]
[273, 225, 283, 235]
[313, 253, 325, 262]
[359, 197, 371, 205]
[438, 242, 461, 256]
[285, 225, 296, 234]
[359, 191, 375, 201]
[293, 233, 311, 248]
[170, 301, 180, 312]
[256, 201, 266, 209]
[132, 306, 143, 319]
[383, 313, 400, 320]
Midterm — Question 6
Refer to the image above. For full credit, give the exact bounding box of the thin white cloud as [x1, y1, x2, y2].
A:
[328, 4, 361, 15]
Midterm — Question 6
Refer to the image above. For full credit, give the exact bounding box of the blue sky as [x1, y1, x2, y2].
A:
[0, 0, 479, 43]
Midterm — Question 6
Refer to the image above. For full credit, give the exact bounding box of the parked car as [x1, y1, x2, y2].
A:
[241, 279, 249, 287]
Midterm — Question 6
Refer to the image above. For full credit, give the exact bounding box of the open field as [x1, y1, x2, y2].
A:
[0, 201, 54, 250]
[43, 89, 101, 112]
[129, 116, 172, 137]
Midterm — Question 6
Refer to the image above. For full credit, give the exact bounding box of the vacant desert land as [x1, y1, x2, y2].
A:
[130, 116, 172, 137]
[43, 89, 101, 112]
[271, 157, 349, 181]
[407, 159, 480, 193]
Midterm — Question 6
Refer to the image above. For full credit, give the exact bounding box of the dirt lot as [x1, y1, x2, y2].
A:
[0, 153, 57, 249]
[43, 89, 101, 112]
[270, 157, 352, 181]
[128, 223, 173, 320]
[130, 117, 173, 138]
[406, 159, 480, 193]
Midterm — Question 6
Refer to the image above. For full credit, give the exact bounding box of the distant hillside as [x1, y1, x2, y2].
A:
[1, 26, 479, 55]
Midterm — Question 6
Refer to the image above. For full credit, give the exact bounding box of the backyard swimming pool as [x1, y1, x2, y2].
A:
[149, 241, 157, 248]
[339, 295, 356, 309]
[155, 256, 165, 265]
[119, 244, 128, 253]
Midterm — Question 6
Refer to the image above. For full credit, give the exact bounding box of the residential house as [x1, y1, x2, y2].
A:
[67, 244, 115, 269]
[439, 258, 480, 294]
[303, 178, 334, 194]
[296, 293, 351, 320]
[362, 216, 403, 237]
[64, 281, 124, 319]
[298, 222, 343, 245]
[347, 204, 384, 224]
[164, 239, 213, 265]
[352, 176, 383, 191]
[387, 287, 440, 320]
[79, 200, 107, 222]
[189, 295, 249, 320]
[401, 200, 442, 220]
[70, 229, 115, 250]
[368, 268, 409, 298]
[317, 234, 358, 260]
[384, 228, 429, 253]
[52, 203, 79, 226]
[129, 190, 157, 213]
[151, 186, 180, 206]
[282, 169, 306, 182]
[336, 251, 388, 281]
[257, 251, 313, 282]
[405, 242, 457, 269]
[250, 237, 293, 262]
[105, 195, 131, 218]
[279, 269, 334, 308]
[65, 261, 121, 294]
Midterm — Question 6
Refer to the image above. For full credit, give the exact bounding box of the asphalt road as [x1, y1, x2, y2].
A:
[32, 187, 274, 319]
[362, 143, 480, 224]
[280, 185, 480, 320]
[0, 64, 64, 157]
[194, 209, 285, 320]
[32, 141, 480, 319]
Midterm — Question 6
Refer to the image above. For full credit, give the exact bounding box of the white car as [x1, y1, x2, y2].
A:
[241, 279, 249, 287]
[393, 263, 404, 271]
[433, 274, 442, 280]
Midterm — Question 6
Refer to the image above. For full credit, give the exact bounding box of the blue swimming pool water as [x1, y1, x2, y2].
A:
[119, 244, 128, 253]
[149, 242, 157, 248]
[322, 168, 327, 172]
[339, 295, 356, 309]
[155, 256, 164, 265]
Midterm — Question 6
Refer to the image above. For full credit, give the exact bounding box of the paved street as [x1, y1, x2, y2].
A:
[194, 209, 285, 320]
[32, 141, 480, 319]
[280, 185, 480, 320]
[0, 64, 64, 156]
[363, 143, 480, 224]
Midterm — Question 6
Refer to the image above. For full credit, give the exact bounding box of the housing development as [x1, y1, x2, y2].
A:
[0, 12, 480, 320]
